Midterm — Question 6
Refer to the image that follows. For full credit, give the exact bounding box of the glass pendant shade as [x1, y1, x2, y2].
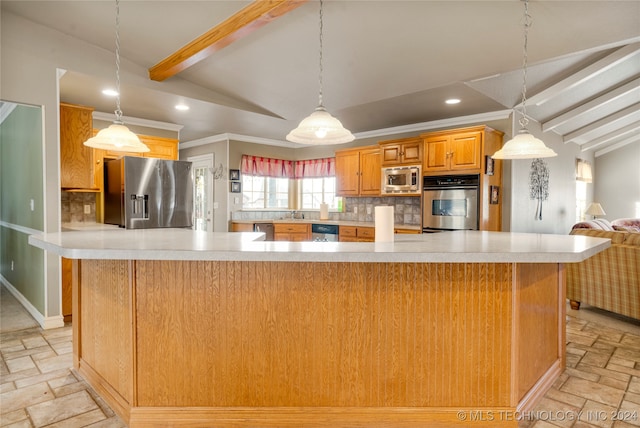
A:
[492, 0, 557, 160]
[492, 130, 557, 159]
[84, 123, 150, 152]
[83, 0, 149, 153]
[286, 106, 355, 145]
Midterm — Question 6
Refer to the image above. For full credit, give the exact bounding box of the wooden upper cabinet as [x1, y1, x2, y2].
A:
[139, 135, 179, 160]
[379, 137, 422, 166]
[335, 146, 380, 197]
[422, 129, 483, 174]
[60, 103, 97, 190]
[335, 150, 360, 196]
[359, 147, 382, 195]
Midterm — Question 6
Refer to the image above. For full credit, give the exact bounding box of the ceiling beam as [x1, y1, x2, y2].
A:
[149, 0, 309, 82]
[579, 121, 640, 151]
[526, 42, 640, 107]
[543, 77, 640, 133]
[563, 103, 640, 143]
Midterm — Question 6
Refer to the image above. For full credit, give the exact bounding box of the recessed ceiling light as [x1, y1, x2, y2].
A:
[175, 104, 190, 111]
[102, 89, 118, 97]
[445, 98, 461, 105]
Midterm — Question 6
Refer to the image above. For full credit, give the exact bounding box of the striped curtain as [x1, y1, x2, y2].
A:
[241, 155, 294, 178]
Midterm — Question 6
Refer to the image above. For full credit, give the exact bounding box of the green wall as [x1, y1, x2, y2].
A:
[0, 103, 46, 313]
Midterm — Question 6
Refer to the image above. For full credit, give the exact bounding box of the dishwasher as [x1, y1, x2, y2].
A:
[253, 223, 274, 241]
[311, 224, 339, 242]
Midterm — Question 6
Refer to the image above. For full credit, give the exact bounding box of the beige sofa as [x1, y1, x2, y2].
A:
[566, 218, 640, 320]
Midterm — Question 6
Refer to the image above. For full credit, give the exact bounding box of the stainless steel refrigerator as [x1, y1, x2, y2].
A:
[104, 156, 193, 229]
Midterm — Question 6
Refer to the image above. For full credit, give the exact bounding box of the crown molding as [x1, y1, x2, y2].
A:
[93, 111, 184, 132]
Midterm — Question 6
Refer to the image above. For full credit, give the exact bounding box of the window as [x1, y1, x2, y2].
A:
[576, 180, 587, 222]
[240, 155, 336, 210]
[300, 177, 337, 209]
[242, 175, 289, 209]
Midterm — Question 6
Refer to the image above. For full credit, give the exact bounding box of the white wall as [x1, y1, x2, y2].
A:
[179, 139, 229, 232]
[505, 117, 588, 234]
[595, 142, 640, 220]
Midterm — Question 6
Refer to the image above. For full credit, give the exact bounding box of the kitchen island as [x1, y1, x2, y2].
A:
[29, 229, 609, 427]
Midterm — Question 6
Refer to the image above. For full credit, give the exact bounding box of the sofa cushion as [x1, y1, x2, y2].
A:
[569, 229, 627, 244]
[571, 219, 615, 231]
[612, 218, 640, 229]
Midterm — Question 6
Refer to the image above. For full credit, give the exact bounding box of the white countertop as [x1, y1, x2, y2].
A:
[29, 228, 609, 263]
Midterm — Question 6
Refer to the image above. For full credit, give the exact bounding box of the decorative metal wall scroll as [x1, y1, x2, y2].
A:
[529, 158, 549, 220]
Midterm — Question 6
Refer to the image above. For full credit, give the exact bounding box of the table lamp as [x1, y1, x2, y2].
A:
[585, 202, 606, 219]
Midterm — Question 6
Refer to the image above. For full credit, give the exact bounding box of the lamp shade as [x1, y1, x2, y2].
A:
[585, 202, 606, 217]
[84, 123, 150, 153]
[492, 130, 557, 159]
[286, 106, 355, 145]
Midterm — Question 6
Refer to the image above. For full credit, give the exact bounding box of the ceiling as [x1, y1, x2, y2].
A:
[2, 1, 639, 155]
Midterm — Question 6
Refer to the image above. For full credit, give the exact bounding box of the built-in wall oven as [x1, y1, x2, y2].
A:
[422, 174, 479, 232]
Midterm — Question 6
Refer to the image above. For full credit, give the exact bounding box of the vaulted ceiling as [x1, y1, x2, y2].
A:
[2, 0, 639, 156]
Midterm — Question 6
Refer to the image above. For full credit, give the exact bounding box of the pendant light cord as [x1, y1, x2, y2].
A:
[114, 0, 123, 124]
[518, 0, 532, 130]
[317, 0, 324, 108]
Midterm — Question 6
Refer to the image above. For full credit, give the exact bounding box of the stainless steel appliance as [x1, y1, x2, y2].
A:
[381, 165, 421, 195]
[422, 174, 479, 232]
[254, 223, 274, 241]
[311, 223, 339, 241]
[104, 156, 193, 229]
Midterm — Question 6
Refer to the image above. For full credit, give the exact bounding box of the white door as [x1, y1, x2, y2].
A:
[188, 154, 214, 231]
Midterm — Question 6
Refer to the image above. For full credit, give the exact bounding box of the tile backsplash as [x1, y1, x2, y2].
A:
[61, 192, 96, 223]
[233, 196, 421, 226]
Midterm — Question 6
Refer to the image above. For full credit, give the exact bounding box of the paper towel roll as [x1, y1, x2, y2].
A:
[320, 203, 329, 220]
[374, 206, 394, 242]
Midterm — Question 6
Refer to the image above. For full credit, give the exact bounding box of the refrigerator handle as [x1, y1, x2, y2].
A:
[142, 195, 149, 219]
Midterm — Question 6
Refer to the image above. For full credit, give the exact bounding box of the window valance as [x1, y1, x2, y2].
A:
[241, 155, 294, 178]
[293, 157, 335, 179]
[241, 155, 335, 179]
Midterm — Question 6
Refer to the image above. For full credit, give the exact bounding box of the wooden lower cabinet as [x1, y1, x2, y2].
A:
[339, 226, 375, 242]
[274, 223, 310, 241]
[72, 259, 564, 427]
[231, 222, 254, 232]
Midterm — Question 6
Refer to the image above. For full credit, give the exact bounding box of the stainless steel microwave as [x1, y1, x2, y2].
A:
[381, 165, 421, 195]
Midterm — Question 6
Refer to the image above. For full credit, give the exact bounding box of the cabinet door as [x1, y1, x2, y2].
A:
[423, 137, 450, 172]
[335, 150, 360, 196]
[450, 131, 482, 171]
[339, 226, 357, 242]
[357, 227, 375, 242]
[359, 148, 381, 196]
[381, 144, 402, 165]
[140, 135, 179, 160]
[60, 103, 96, 189]
[400, 141, 422, 164]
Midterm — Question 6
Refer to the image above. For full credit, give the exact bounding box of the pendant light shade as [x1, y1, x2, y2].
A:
[286, 0, 354, 145]
[492, 0, 556, 160]
[84, 0, 148, 153]
[492, 130, 557, 159]
[286, 106, 354, 145]
[84, 123, 150, 152]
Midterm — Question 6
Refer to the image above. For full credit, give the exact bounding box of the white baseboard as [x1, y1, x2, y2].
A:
[0, 275, 64, 330]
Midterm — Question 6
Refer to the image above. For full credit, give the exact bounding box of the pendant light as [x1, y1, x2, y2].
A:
[286, 0, 354, 145]
[493, 0, 556, 160]
[84, 0, 149, 153]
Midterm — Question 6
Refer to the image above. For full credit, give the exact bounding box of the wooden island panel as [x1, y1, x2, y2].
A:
[71, 258, 566, 427]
